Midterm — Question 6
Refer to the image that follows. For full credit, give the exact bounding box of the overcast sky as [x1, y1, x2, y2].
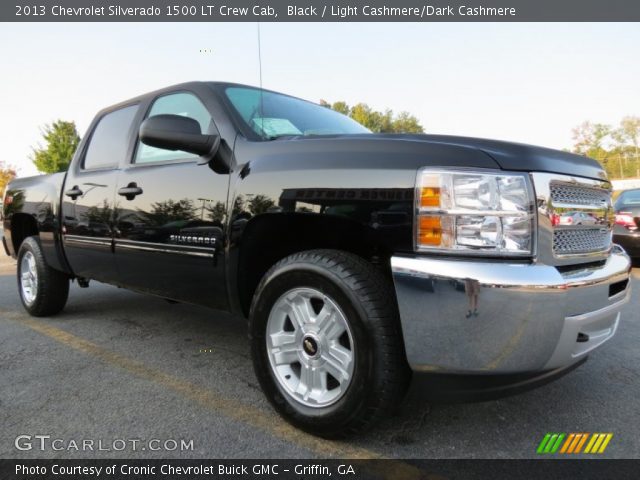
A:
[2, 22, 639, 176]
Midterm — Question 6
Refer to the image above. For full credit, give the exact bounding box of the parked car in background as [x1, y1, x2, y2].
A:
[558, 211, 598, 226]
[613, 188, 640, 259]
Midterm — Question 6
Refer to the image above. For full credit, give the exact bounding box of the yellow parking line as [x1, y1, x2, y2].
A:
[482, 303, 532, 371]
[3, 311, 426, 480]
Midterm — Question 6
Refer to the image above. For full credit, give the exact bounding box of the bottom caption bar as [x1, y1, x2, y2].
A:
[3, 459, 639, 480]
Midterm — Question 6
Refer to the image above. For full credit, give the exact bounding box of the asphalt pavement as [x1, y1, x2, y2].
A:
[1, 253, 639, 460]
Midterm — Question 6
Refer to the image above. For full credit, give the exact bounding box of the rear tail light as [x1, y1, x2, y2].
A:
[615, 212, 636, 229]
[551, 214, 560, 226]
[566, 217, 573, 224]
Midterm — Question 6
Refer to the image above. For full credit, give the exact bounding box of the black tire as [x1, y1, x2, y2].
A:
[17, 236, 70, 316]
[249, 249, 410, 438]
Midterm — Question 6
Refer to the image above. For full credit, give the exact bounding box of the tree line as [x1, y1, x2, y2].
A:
[320, 99, 424, 134]
[571, 116, 640, 179]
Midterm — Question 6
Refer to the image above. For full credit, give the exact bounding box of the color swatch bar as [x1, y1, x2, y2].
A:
[537, 433, 613, 454]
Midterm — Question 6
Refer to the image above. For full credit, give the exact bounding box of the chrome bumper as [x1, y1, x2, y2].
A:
[391, 248, 632, 374]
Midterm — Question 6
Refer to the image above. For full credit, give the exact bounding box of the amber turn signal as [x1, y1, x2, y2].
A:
[420, 187, 440, 208]
[418, 216, 442, 246]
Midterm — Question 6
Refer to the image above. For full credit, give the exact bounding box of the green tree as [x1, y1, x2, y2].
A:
[1, 162, 17, 198]
[320, 100, 424, 133]
[320, 99, 350, 116]
[570, 118, 640, 179]
[613, 116, 640, 155]
[571, 121, 611, 156]
[206, 201, 227, 223]
[612, 116, 640, 178]
[30, 120, 81, 173]
[391, 111, 424, 135]
[248, 194, 275, 215]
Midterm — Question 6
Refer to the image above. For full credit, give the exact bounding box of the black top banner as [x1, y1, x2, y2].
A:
[3, 0, 640, 22]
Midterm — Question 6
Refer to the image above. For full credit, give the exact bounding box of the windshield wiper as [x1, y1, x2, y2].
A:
[265, 134, 299, 141]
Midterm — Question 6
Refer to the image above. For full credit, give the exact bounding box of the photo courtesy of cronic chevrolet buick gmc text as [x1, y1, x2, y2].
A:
[1, 82, 632, 437]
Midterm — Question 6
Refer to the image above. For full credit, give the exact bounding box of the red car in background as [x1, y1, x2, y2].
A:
[614, 188, 640, 259]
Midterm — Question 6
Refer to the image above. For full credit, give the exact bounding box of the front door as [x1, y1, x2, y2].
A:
[114, 91, 229, 309]
[62, 104, 139, 283]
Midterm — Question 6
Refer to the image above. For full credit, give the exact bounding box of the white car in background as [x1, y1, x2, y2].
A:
[558, 211, 598, 226]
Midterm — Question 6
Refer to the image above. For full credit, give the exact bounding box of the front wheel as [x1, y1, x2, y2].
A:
[249, 249, 410, 437]
[17, 236, 70, 316]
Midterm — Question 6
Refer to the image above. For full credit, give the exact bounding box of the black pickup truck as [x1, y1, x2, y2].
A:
[2, 82, 632, 437]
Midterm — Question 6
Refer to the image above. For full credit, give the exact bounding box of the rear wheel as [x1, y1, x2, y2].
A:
[249, 249, 410, 437]
[17, 236, 70, 316]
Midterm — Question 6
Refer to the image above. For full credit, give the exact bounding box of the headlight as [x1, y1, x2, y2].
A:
[415, 168, 535, 256]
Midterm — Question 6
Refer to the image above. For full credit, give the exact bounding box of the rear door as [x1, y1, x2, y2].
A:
[62, 104, 139, 283]
[113, 90, 229, 308]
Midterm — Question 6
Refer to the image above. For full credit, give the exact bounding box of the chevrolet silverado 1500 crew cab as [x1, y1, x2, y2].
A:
[2, 82, 632, 437]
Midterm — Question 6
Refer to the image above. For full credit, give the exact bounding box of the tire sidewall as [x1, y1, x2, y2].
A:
[250, 260, 378, 434]
[17, 237, 44, 315]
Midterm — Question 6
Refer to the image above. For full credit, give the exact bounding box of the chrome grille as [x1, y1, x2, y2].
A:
[532, 172, 613, 263]
[550, 183, 609, 206]
[549, 180, 612, 257]
[553, 228, 611, 255]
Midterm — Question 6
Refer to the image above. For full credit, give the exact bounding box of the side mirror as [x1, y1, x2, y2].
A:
[139, 114, 220, 158]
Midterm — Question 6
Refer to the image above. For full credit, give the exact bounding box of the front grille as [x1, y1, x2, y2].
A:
[553, 228, 611, 255]
[533, 173, 613, 263]
[550, 183, 609, 206]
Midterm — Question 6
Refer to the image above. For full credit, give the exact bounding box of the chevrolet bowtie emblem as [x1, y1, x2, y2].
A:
[303, 337, 318, 356]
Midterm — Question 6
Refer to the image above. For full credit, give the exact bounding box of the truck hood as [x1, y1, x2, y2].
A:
[413, 134, 606, 181]
[277, 133, 606, 181]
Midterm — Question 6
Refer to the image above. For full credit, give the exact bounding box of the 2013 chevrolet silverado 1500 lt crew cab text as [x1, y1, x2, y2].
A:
[2, 82, 633, 437]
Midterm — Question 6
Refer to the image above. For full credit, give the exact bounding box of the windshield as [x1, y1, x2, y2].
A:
[224, 86, 370, 139]
[616, 189, 640, 208]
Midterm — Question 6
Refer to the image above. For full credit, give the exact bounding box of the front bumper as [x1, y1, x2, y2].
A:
[391, 248, 631, 374]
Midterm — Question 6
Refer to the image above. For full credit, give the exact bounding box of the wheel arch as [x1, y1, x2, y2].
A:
[10, 213, 39, 254]
[233, 213, 394, 317]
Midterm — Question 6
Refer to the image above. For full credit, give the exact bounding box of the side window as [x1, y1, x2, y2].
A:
[83, 105, 138, 170]
[135, 92, 213, 164]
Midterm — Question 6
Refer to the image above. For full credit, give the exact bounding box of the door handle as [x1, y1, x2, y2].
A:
[65, 186, 83, 200]
[118, 182, 143, 201]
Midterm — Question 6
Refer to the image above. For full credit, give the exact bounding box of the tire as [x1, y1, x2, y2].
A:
[249, 249, 410, 438]
[17, 236, 70, 317]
